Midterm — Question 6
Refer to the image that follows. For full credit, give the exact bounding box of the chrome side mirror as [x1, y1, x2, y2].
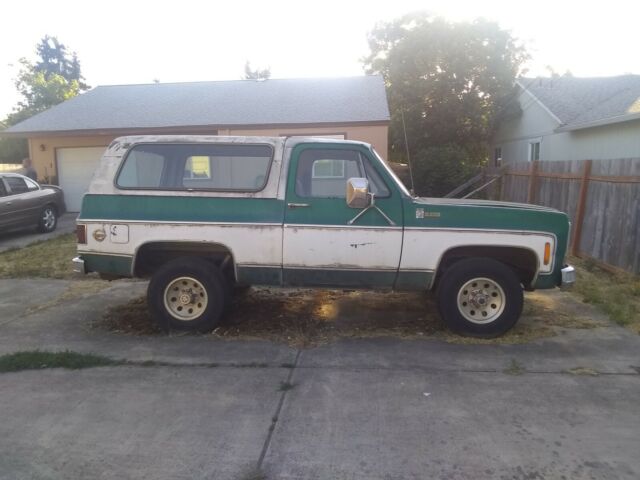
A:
[346, 177, 371, 208]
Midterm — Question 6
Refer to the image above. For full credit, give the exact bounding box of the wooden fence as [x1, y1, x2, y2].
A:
[496, 158, 640, 274]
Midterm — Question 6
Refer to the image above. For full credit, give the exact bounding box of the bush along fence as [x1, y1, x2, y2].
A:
[449, 158, 640, 274]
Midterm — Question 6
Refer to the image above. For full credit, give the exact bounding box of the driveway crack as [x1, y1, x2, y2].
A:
[257, 349, 301, 470]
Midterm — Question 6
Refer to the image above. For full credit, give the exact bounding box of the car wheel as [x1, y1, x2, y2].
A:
[437, 257, 524, 337]
[37, 205, 57, 233]
[147, 257, 227, 332]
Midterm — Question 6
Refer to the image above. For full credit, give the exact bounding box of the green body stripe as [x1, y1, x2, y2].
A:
[82, 254, 132, 277]
[79, 194, 285, 223]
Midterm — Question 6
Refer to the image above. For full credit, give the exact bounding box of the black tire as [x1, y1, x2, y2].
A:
[37, 205, 57, 233]
[437, 257, 524, 337]
[147, 257, 227, 332]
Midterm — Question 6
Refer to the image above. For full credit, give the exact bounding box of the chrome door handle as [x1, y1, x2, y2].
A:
[287, 203, 310, 209]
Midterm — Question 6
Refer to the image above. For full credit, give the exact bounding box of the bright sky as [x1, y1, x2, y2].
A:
[1, 0, 638, 118]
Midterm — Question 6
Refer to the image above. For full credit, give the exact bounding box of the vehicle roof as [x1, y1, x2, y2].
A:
[105, 135, 372, 156]
[0, 172, 28, 179]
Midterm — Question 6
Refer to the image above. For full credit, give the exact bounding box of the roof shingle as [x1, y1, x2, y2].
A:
[4, 76, 390, 134]
[520, 75, 640, 129]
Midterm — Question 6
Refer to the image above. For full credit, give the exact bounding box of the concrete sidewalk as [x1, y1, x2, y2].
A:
[0, 278, 638, 479]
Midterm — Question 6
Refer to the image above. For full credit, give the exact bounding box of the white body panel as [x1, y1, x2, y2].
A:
[81, 221, 283, 272]
[282, 225, 402, 270]
[401, 228, 554, 274]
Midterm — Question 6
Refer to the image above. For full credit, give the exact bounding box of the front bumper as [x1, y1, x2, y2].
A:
[72, 256, 86, 274]
[560, 264, 576, 287]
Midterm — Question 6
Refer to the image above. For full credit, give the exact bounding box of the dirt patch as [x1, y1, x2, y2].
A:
[100, 287, 606, 348]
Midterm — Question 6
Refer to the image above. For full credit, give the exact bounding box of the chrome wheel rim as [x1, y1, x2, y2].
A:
[42, 208, 55, 230]
[457, 277, 505, 324]
[163, 276, 208, 321]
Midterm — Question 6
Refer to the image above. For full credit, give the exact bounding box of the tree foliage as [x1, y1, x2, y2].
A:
[1, 36, 88, 162]
[363, 12, 528, 195]
[244, 61, 271, 80]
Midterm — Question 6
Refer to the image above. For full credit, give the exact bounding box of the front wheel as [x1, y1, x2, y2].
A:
[437, 258, 523, 337]
[147, 257, 227, 332]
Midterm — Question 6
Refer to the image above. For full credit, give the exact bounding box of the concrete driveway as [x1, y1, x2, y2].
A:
[0, 213, 76, 253]
[0, 278, 638, 480]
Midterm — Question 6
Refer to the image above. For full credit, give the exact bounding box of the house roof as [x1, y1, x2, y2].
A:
[519, 75, 640, 131]
[3, 76, 390, 135]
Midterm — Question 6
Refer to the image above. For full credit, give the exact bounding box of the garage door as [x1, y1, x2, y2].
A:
[56, 147, 107, 212]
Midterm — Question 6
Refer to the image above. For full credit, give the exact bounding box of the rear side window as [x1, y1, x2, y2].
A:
[0, 179, 6, 196]
[5, 177, 29, 195]
[116, 143, 273, 191]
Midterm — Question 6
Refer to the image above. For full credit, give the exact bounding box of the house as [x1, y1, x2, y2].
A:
[1, 76, 390, 211]
[492, 75, 640, 165]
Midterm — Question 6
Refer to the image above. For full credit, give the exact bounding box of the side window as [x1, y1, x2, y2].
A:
[529, 142, 540, 162]
[5, 177, 29, 195]
[0, 179, 6, 196]
[117, 143, 273, 191]
[295, 148, 390, 198]
[25, 178, 39, 191]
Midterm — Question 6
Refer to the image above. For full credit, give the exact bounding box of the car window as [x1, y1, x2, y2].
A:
[117, 143, 273, 191]
[5, 176, 29, 195]
[0, 179, 6, 197]
[295, 148, 390, 198]
[24, 178, 40, 191]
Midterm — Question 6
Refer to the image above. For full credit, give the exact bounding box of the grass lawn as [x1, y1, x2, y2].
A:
[0, 234, 77, 279]
[0, 350, 119, 373]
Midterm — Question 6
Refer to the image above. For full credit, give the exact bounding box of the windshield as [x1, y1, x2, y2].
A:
[371, 148, 413, 198]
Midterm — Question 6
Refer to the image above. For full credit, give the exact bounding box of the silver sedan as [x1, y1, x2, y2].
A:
[0, 173, 66, 234]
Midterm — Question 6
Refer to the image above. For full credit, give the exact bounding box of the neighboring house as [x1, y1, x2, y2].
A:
[0, 76, 390, 211]
[493, 75, 640, 165]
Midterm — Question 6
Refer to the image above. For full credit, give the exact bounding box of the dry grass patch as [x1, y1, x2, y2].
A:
[569, 256, 640, 334]
[101, 285, 604, 348]
[0, 234, 77, 279]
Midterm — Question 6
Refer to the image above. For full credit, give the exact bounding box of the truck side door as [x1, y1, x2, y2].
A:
[283, 143, 403, 288]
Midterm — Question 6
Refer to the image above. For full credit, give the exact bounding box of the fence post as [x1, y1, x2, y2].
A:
[571, 159, 592, 256]
[527, 160, 539, 204]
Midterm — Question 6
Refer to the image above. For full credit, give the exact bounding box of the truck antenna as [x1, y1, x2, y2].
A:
[401, 108, 416, 196]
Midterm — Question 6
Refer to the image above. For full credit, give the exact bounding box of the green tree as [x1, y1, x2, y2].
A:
[363, 12, 528, 196]
[244, 61, 271, 80]
[1, 36, 88, 163]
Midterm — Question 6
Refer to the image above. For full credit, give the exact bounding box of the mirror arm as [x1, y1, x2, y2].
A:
[347, 193, 396, 226]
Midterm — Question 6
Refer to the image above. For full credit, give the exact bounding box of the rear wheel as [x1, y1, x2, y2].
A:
[37, 205, 57, 233]
[148, 257, 227, 332]
[437, 258, 523, 337]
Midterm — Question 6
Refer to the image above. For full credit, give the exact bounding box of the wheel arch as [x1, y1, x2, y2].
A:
[432, 245, 540, 290]
[133, 241, 237, 281]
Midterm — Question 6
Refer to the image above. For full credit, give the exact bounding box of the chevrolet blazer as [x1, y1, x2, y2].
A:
[73, 136, 575, 337]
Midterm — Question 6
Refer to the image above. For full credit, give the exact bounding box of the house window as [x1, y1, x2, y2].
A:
[295, 148, 390, 198]
[312, 159, 345, 179]
[529, 141, 540, 162]
[493, 147, 502, 166]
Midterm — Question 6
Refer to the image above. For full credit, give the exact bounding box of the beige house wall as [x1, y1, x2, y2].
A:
[28, 123, 389, 182]
[29, 135, 116, 182]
